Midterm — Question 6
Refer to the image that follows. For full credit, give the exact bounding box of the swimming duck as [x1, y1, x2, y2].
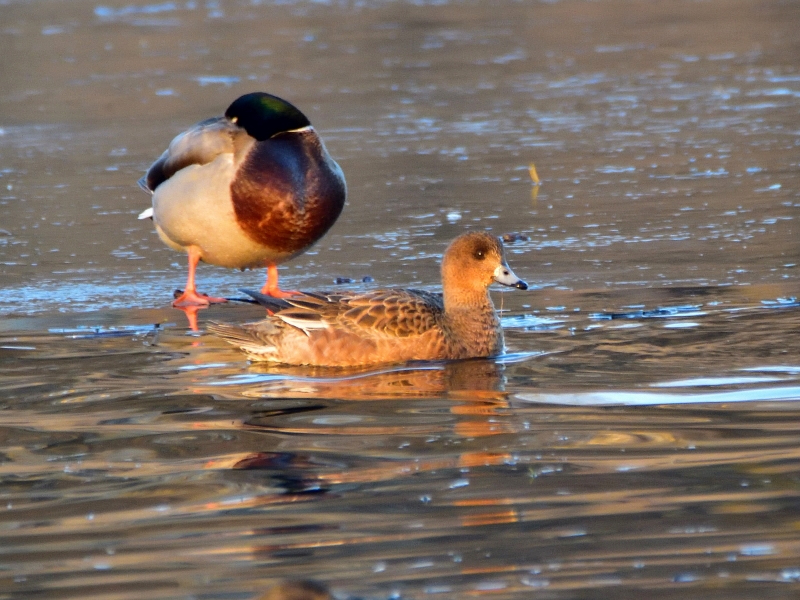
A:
[208, 232, 528, 367]
[138, 92, 347, 306]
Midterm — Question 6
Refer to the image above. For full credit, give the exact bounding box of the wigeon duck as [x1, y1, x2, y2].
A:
[208, 232, 528, 367]
[138, 92, 346, 306]
[256, 580, 331, 600]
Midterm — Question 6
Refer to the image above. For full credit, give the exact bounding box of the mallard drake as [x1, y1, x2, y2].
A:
[138, 92, 347, 306]
[208, 232, 528, 367]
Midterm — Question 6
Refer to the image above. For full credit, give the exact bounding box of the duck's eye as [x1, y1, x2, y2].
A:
[473, 248, 486, 260]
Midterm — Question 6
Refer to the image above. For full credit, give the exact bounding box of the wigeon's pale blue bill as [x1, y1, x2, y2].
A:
[493, 263, 528, 290]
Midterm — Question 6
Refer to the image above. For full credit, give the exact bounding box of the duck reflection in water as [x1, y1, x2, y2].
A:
[219, 359, 512, 501]
[232, 355, 510, 400]
[256, 580, 332, 600]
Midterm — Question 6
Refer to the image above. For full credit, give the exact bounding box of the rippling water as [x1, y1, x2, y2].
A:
[1, 0, 799, 598]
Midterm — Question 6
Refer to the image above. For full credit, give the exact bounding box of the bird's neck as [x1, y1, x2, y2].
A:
[443, 289, 504, 357]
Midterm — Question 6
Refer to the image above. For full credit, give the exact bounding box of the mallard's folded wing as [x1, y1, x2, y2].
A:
[138, 117, 242, 192]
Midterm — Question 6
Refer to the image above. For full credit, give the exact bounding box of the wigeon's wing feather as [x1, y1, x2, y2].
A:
[269, 292, 338, 334]
[338, 290, 443, 338]
[272, 289, 443, 339]
[138, 117, 241, 193]
[275, 310, 330, 336]
[206, 321, 280, 359]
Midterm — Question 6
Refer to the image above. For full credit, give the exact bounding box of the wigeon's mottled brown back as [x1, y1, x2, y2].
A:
[208, 232, 528, 367]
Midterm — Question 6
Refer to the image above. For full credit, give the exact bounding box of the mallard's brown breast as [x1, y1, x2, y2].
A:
[230, 132, 346, 255]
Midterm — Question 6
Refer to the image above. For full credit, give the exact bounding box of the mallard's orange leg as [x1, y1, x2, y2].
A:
[260, 263, 299, 299]
[176, 305, 202, 331]
[172, 246, 228, 307]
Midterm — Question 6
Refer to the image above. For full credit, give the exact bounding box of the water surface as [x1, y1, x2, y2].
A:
[1, 0, 799, 598]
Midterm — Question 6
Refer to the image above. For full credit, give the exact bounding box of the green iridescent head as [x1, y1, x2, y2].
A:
[225, 92, 311, 141]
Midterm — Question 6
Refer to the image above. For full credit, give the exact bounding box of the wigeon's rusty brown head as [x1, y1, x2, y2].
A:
[441, 232, 527, 309]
